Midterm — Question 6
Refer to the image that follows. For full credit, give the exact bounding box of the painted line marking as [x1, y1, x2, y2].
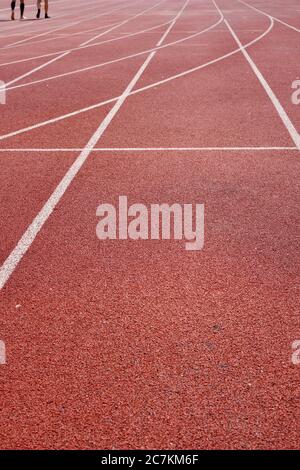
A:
[3, 15, 223, 92]
[0, 16, 275, 143]
[2, 0, 149, 89]
[213, 1, 300, 150]
[240, 0, 300, 33]
[80, 0, 165, 47]
[1, 1, 142, 49]
[0, 147, 298, 152]
[0, 0, 190, 290]
[2, 0, 135, 48]
[0, 0, 105, 36]
[0, 0, 178, 67]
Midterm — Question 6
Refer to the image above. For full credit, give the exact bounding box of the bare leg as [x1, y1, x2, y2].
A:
[20, 0, 25, 19]
[45, 0, 49, 18]
[11, 1, 16, 20]
[36, 0, 41, 18]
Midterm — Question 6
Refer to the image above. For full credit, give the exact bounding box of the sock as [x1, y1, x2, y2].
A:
[20, 2, 25, 16]
[11, 1, 16, 10]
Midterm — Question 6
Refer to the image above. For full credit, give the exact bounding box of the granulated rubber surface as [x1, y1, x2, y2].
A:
[0, 0, 299, 450]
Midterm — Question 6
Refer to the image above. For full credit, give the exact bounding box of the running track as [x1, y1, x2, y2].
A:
[0, 0, 299, 450]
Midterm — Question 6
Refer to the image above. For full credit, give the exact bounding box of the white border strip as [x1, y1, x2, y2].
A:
[0, 147, 298, 152]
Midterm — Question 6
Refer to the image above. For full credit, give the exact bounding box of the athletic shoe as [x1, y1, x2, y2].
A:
[36, 8, 41, 19]
[45, 14, 50, 19]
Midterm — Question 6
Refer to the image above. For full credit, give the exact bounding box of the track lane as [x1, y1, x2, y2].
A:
[0, 150, 299, 449]
[0, 5, 277, 146]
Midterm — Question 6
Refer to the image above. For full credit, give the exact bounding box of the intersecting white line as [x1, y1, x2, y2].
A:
[4, 14, 223, 92]
[213, 0, 300, 150]
[12, 0, 150, 51]
[2, 0, 158, 90]
[81, 0, 164, 47]
[240, 0, 300, 33]
[0, 0, 103, 36]
[0, 147, 298, 152]
[0, 0, 190, 290]
[0, 15, 275, 144]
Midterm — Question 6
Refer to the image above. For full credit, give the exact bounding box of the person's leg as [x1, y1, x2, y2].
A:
[36, 0, 41, 18]
[20, 0, 25, 19]
[44, 0, 49, 19]
[11, 1, 16, 20]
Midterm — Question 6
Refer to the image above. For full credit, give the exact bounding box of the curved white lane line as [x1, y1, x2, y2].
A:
[3, 18, 129, 49]
[0, 0, 190, 290]
[4, 20, 90, 49]
[2, 0, 166, 89]
[3, 3, 130, 49]
[0, 0, 148, 56]
[131, 15, 273, 97]
[4, 22, 80, 48]
[36, 16, 186, 49]
[5, 15, 224, 92]
[0, 0, 178, 67]
[2, 0, 149, 49]
[215, 0, 300, 149]
[0, 0, 153, 45]
[0, 0, 110, 37]
[0, 15, 274, 143]
[240, 0, 300, 33]
[0, 15, 121, 42]
[80, 0, 166, 48]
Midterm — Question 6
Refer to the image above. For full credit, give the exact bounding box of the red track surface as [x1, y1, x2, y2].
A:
[0, 0, 299, 450]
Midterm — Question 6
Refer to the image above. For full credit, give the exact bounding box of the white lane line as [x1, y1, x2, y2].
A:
[0, 13, 170, 68]
[0, 0, 169, 67]
[0, 0, 102, 36]
[2, 15, 163, 92]
[80, 0, 165, 47]
[0, 0, 190, 290]
[4, 51, 71, 88]
[2, 0, 138, 49]
[27, 17, 173, 48]
[213, 1, 300, 150]
[4, 20, 83, 48]
[4, 18, 128, 49]
[240, 0, 300, 33]
[4, 14, 223, 92]
[0, 14, 274, 143]
[0, 15, 122, 42]
[0, 147, 298, 152]
[2, 0, 158, 90]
